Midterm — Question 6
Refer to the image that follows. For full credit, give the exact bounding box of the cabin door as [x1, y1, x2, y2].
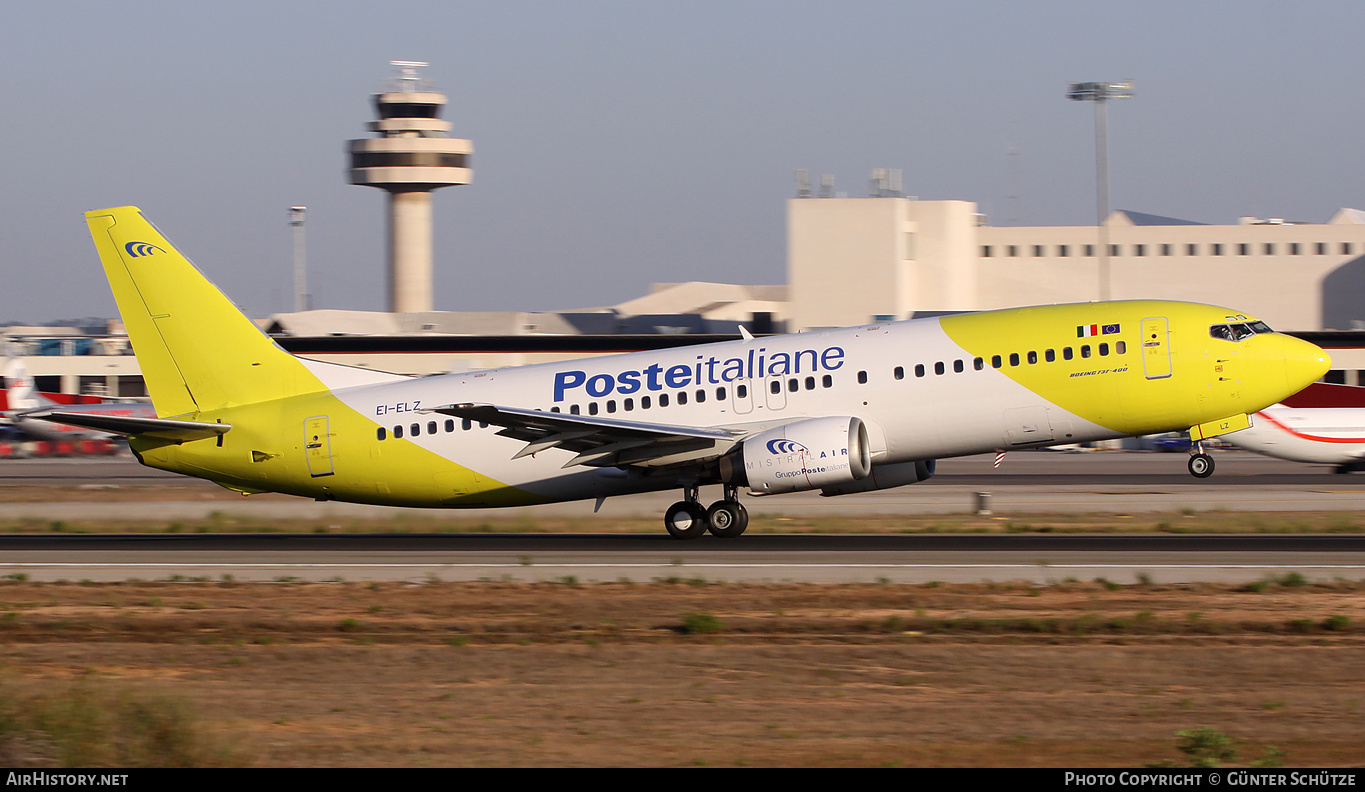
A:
[1141, 317, 1172, 380]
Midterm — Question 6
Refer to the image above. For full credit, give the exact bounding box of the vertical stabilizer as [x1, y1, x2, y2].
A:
[3, 356, 44, 411]
[85, 207, 318, 415]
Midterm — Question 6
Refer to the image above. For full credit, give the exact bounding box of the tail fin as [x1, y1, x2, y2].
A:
[3, 356, 45, 411]
[85, 207, 315, 416]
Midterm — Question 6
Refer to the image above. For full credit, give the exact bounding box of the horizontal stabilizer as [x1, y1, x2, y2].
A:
[25, 410, 230, 443]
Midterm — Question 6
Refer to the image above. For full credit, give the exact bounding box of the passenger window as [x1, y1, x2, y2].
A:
[973, 357, 984, 371]
[736, 385, 747, 398]
[410, 423, 420, 436]
[992, 355, 1002, 368]
[821, 375, 832, 388]
[1063, 347, 1074, 361]
[1045, 349, 1055, 363]
[463, 418, 473, 429]
[934, 361, 945, 375]
[805, 377, 815, 390]
[568, 406, 579, 416]
[1009, 353, 1019, 367]
[954, 359, 964, 373]
[427, 421, 437, 435]
[660, 393, 670, 407]
[1116, 341, 1126, 354]
[589, 403, 599, 415]
[788, 378, 798, 392]
[1099, 343, 1109, 356]
[678, 391, 688, 405]
[394, 425, 403, 439]
[858, 370, 868, 384]
[894, 366, 904, 380]
[1081, 345, 1091, 359]
[770, 380, 781, 395]
[376, 428, 386, 441]
[624, 398, 634, 411]
[716, 387, 726, 400]
[695, 389, 706, 403]
[642, 396, 652, 409]
[915, 364, 925, 378]
[445, 420, 455, 431]
[1027, 351, 1037, 365]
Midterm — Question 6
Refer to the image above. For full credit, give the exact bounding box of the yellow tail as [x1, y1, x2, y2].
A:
[86, 207, 316, 416]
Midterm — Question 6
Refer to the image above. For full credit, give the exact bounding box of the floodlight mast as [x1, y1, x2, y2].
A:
[289, 206, 307, 312]
[1068, 80, 1133, 302]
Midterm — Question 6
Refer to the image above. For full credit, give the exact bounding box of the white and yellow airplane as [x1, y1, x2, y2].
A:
[37, 206, 1331, 537]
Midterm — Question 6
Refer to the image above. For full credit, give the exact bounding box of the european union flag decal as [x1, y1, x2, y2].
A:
[1102, 323, 1121, 335]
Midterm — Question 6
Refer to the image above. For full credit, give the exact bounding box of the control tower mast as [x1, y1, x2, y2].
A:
[348, 61, 472, 313]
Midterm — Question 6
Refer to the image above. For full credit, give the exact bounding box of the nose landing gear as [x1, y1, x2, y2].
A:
[1187, 442, 1215, 478]
[664, 484, 749, 539]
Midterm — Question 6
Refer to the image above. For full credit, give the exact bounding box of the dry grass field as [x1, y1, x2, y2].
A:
[1, 576, 1363, 767]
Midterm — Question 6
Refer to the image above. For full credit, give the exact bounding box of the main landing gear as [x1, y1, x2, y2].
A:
[1187, 442, 1215, 478]
[664, 484, 749, 539]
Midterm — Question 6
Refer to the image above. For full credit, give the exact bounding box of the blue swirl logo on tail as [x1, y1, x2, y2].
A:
[124, 241, 166, 258]
[766, 439, 808, 455]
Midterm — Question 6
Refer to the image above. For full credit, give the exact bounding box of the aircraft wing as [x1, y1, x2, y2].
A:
[22, 410, 230, 443]
[434, 403, 742, 468]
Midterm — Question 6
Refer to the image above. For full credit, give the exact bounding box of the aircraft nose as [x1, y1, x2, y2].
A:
[1280, 335, 1331, 392]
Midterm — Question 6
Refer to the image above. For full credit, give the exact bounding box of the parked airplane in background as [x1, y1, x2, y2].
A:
[4, 352, 154, 442]
[35, 207, 1331, 537]
[1224, 382, 1365, 473]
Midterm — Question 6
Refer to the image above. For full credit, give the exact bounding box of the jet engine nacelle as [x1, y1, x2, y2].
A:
[819, 459, 936, 496]
[723, 416, 871, 495]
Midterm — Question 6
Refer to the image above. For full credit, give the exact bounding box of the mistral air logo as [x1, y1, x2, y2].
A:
[124, 241, 166, 258]
[766, 439, 808, 455]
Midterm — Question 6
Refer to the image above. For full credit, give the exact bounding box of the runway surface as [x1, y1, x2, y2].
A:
[2, 532, 1364, 585]
[3, 451, 1365, 583]
[5, 450, 1365, 519]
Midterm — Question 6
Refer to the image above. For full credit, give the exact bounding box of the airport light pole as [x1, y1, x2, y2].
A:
[290, 206, 307, 312]
[1068, 80, 1133, 302]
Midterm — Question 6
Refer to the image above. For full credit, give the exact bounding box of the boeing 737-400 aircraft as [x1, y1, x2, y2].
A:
[36, 207, 1331, 538]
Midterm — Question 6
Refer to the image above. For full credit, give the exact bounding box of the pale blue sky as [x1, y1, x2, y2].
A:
[3, 0, 1364, 322]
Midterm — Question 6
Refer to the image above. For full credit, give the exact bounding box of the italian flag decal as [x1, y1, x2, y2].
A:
[1077, 323, 1121, 337]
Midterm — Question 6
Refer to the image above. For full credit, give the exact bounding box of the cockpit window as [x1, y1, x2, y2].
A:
[1210, 321, 1274, 341]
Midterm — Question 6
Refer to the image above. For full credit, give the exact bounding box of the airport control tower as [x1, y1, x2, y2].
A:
[348, 61, 472, 313]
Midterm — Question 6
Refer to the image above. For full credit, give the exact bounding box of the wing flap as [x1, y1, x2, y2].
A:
[25, 410, 230, 443]
[434, 402, 740, 468]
